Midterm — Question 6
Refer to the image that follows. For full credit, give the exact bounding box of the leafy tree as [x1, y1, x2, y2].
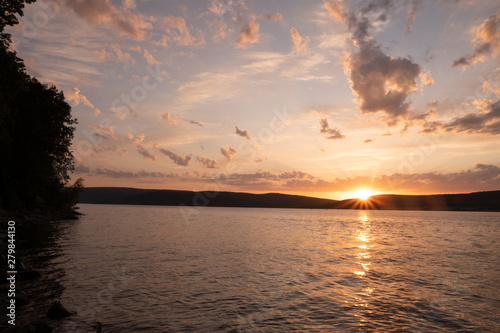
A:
[0, 0, 36, 45]
[0, 0, 82, 212]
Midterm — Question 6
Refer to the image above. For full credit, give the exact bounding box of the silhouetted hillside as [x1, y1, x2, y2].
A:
[79, 187, 337, 209]
[79, 188, 500, 212]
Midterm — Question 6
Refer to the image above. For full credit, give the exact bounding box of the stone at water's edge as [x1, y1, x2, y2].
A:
[46, 301, 76, 319]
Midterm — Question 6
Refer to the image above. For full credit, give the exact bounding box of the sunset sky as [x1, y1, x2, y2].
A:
[8, 0, 500, 199]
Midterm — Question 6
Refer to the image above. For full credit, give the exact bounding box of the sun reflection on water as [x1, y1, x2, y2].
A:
[352, 211, 374, 311]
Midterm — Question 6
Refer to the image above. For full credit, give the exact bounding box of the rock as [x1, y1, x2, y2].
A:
[46, 301, 75, 319]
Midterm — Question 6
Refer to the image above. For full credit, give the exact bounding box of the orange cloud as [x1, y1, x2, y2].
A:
[143, 49, 160, 65]
[221, 145, 237, 160]
[235, 18, 259, 48]
[324, 0, 345, 22]
[290, 28, 309, 53]
[66, 87, 101, 116]
[63, 0, 152, 40]
[158, 16, 206, 47]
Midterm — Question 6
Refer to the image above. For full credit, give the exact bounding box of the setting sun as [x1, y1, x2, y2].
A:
[354, 189, 374, 201]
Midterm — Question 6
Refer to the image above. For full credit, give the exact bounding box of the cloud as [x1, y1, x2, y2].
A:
[405, 0, 421, 33]
[206, 0, 246, 43]
[66, 87, 101, 115]
[415, 100, 500, 135]
[441, 100, 500, 135]
[127, 132, 145, 144]
[221, 145, 237, 160]
[364, 139, 374, 143]
[235, 126, 251, 140]
[137, 145, 155, 161]
[143, 49, 160, 65]
[94, 44, 135, 64]
[88, 124, 118, 141]
[290, 28, 310, 53]
[324, 0, 345, 22]
[280, 163, 500, 194]
[79, 167, 179, 179]
[326, 0, 423, 126]
[188, 120, 204, 127]
[156, 16, 205, 48]
[63, 0, 152, 40]
[319, 118, 345, 140]
[481, 68, 500, 97]
[159, 148, 192, 166]
[197, 156, 217, 169]
[453, 13, 500, 67]
[421, 71, 434, 85]
[235, 17, 259, 48]
[159, 112, 178, 125]
[261, 12, 282, 21]
[344, 37, 421, 126]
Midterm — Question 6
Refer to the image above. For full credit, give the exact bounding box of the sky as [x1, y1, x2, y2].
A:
[7, 0, 500, 200]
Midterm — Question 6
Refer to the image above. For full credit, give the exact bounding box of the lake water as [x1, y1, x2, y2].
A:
[7, 204, 500, 332]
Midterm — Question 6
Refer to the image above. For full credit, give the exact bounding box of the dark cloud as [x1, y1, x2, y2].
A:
[453, 13, 500, 67]
[197, 156, 217, 169]
[137, 145, 155, 161]
[332, 0, 422, 126]
[320, 118, 345, 140]
[416, 100, 500, 135]
[221, 145, 237, 160]
[235, 126, 251, 140]
[345, 39, 421, 125]
[442, 100, 500, 135]
[158, 148, 191, 166]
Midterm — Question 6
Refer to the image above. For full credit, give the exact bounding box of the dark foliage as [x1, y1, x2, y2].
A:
[0, 0, 82, 212]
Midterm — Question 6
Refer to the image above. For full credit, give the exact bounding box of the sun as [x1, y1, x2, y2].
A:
[354, 189, 374, 201]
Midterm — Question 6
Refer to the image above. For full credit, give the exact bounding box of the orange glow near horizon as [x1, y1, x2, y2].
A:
[353, 189, 375, 201]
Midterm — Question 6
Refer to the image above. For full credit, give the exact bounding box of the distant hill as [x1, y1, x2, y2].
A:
[79, 187, 500, 212]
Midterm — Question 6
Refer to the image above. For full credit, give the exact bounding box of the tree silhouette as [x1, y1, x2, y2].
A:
[0, 0, 82, 212]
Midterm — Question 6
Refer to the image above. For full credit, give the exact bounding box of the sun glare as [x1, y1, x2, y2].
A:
[354, 189, 373, 201]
